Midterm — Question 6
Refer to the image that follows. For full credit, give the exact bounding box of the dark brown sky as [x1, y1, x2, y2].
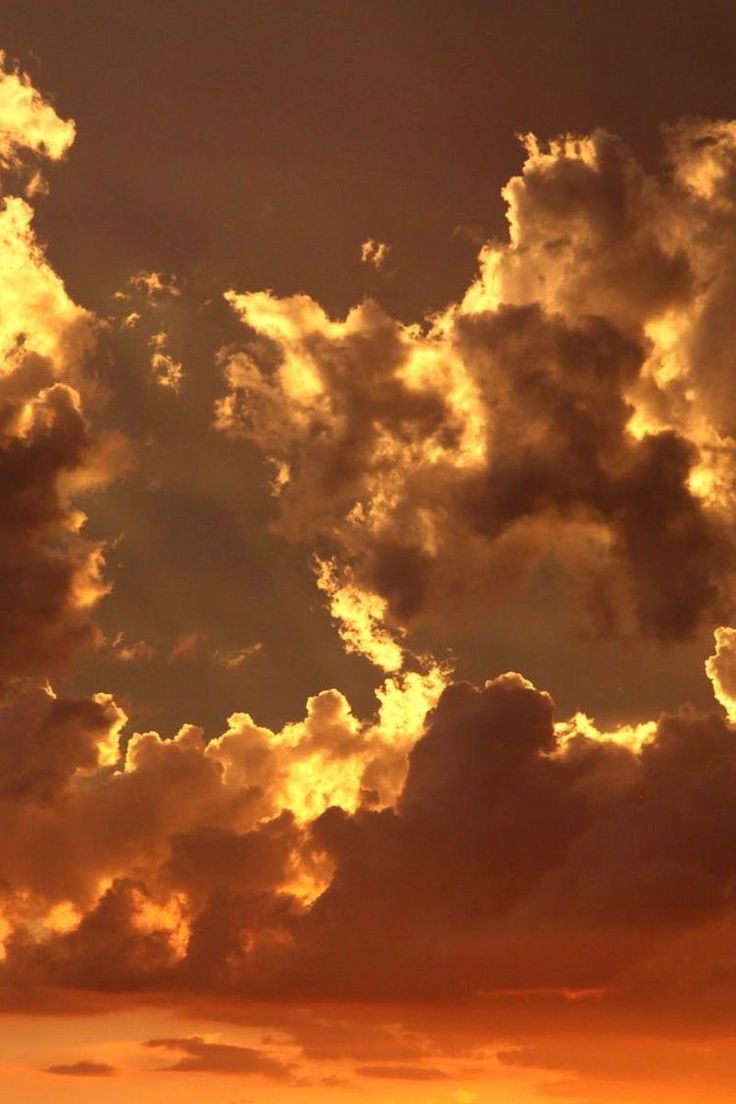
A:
[4, 1, 736, 317]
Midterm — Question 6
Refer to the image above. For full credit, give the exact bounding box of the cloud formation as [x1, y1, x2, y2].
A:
[0, 57, 118, 698]
[360, 238, 390, 271]
[218, 123, 736, 657]
[4, 646, 736, 1025]
[7, 54, 736, 1099]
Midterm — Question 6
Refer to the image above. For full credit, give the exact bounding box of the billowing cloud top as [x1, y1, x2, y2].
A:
[218, 122, 736, 660]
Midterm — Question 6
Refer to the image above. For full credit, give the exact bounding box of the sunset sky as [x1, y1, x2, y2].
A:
[4, 3, 736, 1101]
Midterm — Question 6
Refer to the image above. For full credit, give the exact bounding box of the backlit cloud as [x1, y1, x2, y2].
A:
[0, 57, 120, 699]
[360, 238, 391, 271]
[0, 50, 75, 167]
[219, 123, 736, 655]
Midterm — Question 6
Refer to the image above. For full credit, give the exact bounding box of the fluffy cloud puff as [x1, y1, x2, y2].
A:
[217, 122, 736, 658]
[0, 669, 442, 993]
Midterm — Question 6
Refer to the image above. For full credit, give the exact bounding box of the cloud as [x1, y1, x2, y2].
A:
[217, 122, 736, 656]
[0, 51, 75, 168]
[148, 331, 183, 391]
[7, 661, 736, 1028]
[0, 57, 121, 699]
[46, 1060, 116, 1076]
[213, 643, 263, 670]
[169, 631, 203, 664]
[144, 1035, 293, 1078]
[5, 62, 736, 1102]
[108, 636, 156, 664]
[360, 238, 391, 271]
[0, 663, 445, 991]
[705, 625, 736, 720]
[0, 685, 125, 802]
[356, 1064, 449, 1080]
[115, 270, 181, 301]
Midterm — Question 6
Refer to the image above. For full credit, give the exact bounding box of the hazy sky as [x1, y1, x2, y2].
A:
[3, 4, 736, 1102]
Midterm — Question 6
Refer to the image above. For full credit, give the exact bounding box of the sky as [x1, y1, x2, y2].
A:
[3, 2, 736, 1101]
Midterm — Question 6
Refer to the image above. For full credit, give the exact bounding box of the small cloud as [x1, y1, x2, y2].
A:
[452, 222, 487, 245]
[117, 640, 155, 664]
[213, 642, 263, 670]
[115, 270, 181, 300]
[106, 634, 155, 664]
[25, 169, 49, 198]
[47, 1061, 116, 1077]
[169, 631, 203, 664]
[356, 1065, 449, 1081]
[122, 311, 141, 328]
[360, 238, 390, 270]
[144, 1036, 294, 1079]
[149, 331, 183, 390]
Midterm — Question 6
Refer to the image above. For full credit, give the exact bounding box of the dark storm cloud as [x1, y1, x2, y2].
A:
[0, 58, 123, 699]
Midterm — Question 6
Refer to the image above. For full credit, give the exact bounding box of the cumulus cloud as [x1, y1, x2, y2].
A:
[7, 60, 736, 1101]
[0, 663, 445, 994]
[0, 58, 121, 697]
[217, 122, 736, 655]
[213, 643, 263, 670]
[6, 659, 736, 1036]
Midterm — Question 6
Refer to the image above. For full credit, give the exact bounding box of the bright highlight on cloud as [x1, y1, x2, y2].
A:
[8, 49, 736, 1102]
[0, 59, 119, 701]
[0, 50, 74, 167]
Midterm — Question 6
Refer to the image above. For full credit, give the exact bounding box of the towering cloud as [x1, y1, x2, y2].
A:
[218, 123, 736, 656]
[0, 56, 117, 697]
